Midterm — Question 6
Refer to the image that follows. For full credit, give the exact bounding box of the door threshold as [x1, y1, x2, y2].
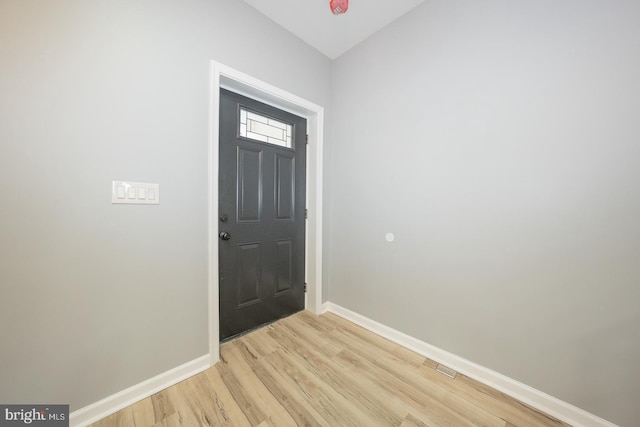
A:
[220, 309, 304, 344]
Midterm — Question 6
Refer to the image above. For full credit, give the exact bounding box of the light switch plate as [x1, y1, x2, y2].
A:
[112, 181, 159, 204]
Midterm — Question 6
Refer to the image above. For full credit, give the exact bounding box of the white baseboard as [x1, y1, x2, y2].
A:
[320, 301, 330, 314]
[69, 355, 210, 427]
[323, 302, 618, 427]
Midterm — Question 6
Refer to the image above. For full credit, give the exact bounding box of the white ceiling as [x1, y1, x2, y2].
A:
[243, 0, 425, 59]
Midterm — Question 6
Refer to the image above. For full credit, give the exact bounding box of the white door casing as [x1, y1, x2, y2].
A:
[208, 61, 324, 364]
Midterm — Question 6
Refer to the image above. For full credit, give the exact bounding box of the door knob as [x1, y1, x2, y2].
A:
[219, 231, 231, 241]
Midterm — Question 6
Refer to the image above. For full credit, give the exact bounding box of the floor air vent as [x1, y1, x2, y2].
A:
[435, 364, 457, 379]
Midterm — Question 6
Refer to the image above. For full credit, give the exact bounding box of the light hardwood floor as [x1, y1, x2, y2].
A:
[89, 311, 572, 427]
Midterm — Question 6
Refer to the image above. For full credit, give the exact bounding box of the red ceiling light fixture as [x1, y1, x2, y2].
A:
[330, 0, 348, 15]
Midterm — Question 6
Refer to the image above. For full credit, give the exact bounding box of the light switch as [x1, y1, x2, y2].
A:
[112, 181, 160, 205]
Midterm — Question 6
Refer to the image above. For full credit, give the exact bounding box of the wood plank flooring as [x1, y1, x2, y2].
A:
[89, 311, 572, 427]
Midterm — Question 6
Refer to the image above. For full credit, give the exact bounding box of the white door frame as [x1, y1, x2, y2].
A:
[208, 61, 324, 364]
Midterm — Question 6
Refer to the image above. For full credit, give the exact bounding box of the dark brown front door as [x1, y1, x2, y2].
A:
[218, 88, 306, 341]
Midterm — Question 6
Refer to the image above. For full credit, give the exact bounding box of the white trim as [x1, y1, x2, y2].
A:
[208, 64, 221, 365]
[310, 110, 324, 314]
[208, 61, 325, 364]
[320, 301, 331, 314]
[324, 302, 619, 427]
[69, 355, 209, 427]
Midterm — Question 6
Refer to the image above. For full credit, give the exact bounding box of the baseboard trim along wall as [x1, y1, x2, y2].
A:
[69, 305, 619, 427]
[69, 355, 210, 427]
[321, 302, 619, 427]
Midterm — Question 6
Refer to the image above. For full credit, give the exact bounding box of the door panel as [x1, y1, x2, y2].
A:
[237, 147, 263, 222]
[219, 88, 306, 341]
[275, 154, 295, 220]
[236, 242, 262, 307]
[274, 239, 293, 294]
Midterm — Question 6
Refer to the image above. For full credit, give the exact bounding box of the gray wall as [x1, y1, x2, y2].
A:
[0, 0, 331, 411]
[2, 0, 638, 424]
[328, 1, 640, 426]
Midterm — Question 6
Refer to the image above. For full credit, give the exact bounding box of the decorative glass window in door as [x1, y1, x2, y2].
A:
[239, 107, 293, 148]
